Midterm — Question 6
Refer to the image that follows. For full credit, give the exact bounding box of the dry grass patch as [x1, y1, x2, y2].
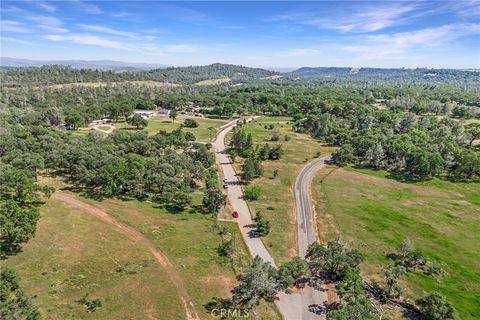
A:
[195, 78, 231, 86]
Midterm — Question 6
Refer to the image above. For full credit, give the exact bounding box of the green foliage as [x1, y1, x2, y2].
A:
[306, 240, 363, 281]
[277, 256, 310, 289]
[257, 143, 283, 161]
[244, 186, 262, 201]
[203, 188, 226, 214]
[416, 293, 456, 320]
[78, 295, 103, 312]
[273, 169, 279, 178]
[0, 167, 50, 254]
[126, 114, 148, 129]
[0, 268, 41, 320]
[332, 144, 356, 167]
[217, 239, 233, 259]
[169, 110, 178, 122]
[183, 118, 199, 128]
[378, 265, 406, 301]
[241, 156, 263, 183]
[327, 294, 381, 320]
[254, 211, 270, 237]
[231, 129, 253, 156]
[231, 256, 281, 309]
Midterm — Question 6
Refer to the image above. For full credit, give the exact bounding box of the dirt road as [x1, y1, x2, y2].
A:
[52, 191, 200, 320]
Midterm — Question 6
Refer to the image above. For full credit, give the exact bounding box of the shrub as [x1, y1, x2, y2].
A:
[244, 186, 262, 200]
[183, 118, 199, 128]
[416, 293, 455, 320]
[254, 211, 270, 236]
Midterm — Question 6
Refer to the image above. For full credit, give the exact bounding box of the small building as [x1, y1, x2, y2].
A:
[134, 110, 156, 117]
[90, 120, 103, 126]
[158, 109, 171, 116]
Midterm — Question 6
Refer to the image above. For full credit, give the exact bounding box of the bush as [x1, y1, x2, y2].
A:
[183, 118, 199, 128]
[416, 293, 455, 320]
[284, 135, 291, 141]
[244, 186, 262, 200]
[254, 211, 270, 236]
[270, 133, 280, 141]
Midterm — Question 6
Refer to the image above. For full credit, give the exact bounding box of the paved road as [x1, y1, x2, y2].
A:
[295, 156, 332, 257]
[213, 120, 328, 320]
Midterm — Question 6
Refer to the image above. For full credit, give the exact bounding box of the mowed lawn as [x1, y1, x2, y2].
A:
[312, 167, 480, 319]
[231, 116, 335, 264]
[116, 116, 230, 141]
[3, 180, 280, 319]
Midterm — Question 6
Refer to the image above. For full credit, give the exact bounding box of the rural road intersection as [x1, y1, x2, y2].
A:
[213, 120, 329, 320]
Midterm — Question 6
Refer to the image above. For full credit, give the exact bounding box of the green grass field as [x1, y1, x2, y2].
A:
[2, 178, 280, 320]
[312, 167, 480, 319]
[116, 116, 230, 141]
[231, 117, 335, 264]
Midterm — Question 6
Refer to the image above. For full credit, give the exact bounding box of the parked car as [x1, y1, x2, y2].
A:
[232, 211, 239, 218]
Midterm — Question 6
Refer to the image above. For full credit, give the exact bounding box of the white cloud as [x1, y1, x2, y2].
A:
[267, 3, 425, 33]
[27, 15, 62, 27]
[1, 37, 33, 45]
[0, 20, 31, 33]
[343, 23, 480, 57]
[76, 24, 140, 39]
[37, 25, 69, 33]
[326, 5, 416, 32]
[43, 34, 125, 49]
[288, 48, 321, 56]
[35, 2, 56, 13]
[70, 0, 102, 14]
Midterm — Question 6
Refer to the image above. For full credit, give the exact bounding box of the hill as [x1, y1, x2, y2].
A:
[143, 63, 279, 84]
[286, 67, 480, 86]
[0, 57, 167, 71]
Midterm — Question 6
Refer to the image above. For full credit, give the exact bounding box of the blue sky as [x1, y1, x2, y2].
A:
[1, 1, 479, 68]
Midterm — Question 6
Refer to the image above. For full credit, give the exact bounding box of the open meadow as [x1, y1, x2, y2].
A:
[2, 177, 280, 320]
[116, 116, 230, 141]
[312, 167, 480, 319]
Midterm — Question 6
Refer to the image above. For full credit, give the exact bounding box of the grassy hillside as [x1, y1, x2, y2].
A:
[312, 167, 480, 319]
[2, 178, 280, 319]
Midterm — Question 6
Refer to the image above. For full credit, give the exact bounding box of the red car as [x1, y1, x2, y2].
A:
[232, 211, 239, 218]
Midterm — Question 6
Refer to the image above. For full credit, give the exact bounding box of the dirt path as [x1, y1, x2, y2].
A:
[52, 191, 200, 320]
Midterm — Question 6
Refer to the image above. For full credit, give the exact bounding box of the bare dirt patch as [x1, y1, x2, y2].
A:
[195, 78, 231, 85]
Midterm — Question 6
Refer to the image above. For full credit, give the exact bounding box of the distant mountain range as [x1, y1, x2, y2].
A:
[0, 57, 168, 71]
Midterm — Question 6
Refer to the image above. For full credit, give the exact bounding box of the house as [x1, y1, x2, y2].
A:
[158, 109, 171, 116]
[134, 110, 156, 117]
[90, 120, 103, 126]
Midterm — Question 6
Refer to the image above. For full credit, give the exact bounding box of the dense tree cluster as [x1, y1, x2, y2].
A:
[0, 125, 215, 208]
[0, 268, 41, 320]
[296, 104, 479, 180]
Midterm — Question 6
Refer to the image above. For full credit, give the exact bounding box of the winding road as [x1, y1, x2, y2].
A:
[213, 120, 329, 320]
[295, 156, 332, 257]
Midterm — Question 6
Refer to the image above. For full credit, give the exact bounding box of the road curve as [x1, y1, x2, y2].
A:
[295, 156, 332, 257]
[213, 120, 327, 320]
